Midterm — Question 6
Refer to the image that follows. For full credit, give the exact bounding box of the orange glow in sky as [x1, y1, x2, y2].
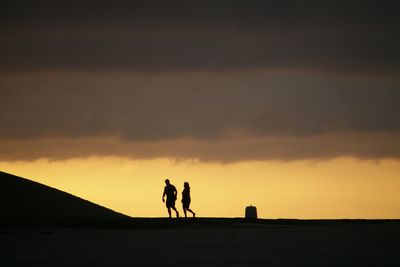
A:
[1, 157, 399, 219]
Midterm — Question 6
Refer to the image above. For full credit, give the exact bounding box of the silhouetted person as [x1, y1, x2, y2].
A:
[182, 182, 196, 218]
[162, 179, 179, 218]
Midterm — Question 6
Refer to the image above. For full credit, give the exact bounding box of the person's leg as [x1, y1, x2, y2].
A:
[187, 208, 195, 217]
[167, 207, 172, 218]
[183, 207, 187, 218]
[185, 202, 195, 217]
[183, 202, 190, 218]
[171, 206, 179, 217]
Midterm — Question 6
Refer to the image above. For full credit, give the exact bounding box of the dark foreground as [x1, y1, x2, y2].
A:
[1, 218, 399, 266]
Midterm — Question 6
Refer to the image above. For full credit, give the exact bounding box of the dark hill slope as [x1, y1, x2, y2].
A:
[0, 171, 128, 220]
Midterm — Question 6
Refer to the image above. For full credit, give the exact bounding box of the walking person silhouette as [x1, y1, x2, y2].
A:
[162, 179, 179, 218]
[182, 182, 196, 218]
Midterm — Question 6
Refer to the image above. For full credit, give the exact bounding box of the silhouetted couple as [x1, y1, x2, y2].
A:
[162, 179, 196, 218]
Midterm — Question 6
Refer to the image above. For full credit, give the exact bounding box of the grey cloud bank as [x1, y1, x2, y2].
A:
[1, 72, 399, 161]
[1, 1, 399, 162]
[1, 72, 399, 139]
[1, 1, 399, 74]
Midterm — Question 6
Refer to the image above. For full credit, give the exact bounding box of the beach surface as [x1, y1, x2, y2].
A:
[1, 219, 399, 266]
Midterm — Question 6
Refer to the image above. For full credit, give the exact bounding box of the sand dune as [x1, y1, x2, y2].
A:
[0, 171, 127, 220]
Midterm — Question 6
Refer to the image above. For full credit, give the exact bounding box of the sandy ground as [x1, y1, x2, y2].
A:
[1, 221, 399, 266]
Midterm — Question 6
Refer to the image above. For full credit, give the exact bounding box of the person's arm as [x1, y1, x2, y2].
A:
[162, 187, 166, 202]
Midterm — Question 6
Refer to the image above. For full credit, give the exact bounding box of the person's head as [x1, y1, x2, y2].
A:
[184, 182, 190, 189]
[165, 179, 170, 185]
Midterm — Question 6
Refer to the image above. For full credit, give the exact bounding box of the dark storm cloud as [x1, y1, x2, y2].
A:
[1, 1, 400, 162]
[1, 72, 399, 141]
[1, 1, 399, 74]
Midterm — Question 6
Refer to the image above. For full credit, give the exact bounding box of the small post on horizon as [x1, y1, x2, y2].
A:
[245, 205, 257, 220]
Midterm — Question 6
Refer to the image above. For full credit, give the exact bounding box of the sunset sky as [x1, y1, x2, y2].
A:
[1, 1, 399, 218]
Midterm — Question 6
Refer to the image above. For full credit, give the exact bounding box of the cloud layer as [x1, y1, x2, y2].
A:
[2, 132, 400, 163]
[1, 2, 399, 162]
[1, 1, 399, 74]
[1, 71, 399, 161]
